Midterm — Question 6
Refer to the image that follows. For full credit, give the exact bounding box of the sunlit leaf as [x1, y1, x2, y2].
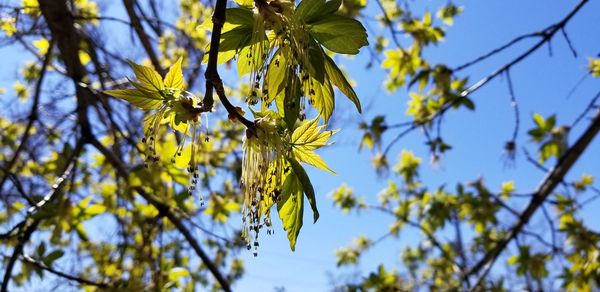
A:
[310, 15, 368, 54]
[127, 60, 164, 92]
[104, 89, 163, 110]
[164, 57, 184, 90]
[277, 171, 304, 251]
[324, 55, 362, 112]
[288, 158, 319, 223]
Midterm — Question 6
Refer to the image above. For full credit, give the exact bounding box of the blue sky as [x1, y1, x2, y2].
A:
[2, 0, 599, 291]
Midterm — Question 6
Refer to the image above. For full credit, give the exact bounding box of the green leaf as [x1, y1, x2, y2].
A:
[36, 242, 46, 258]
[306, 39, 326, 83]
[168, 267, 190, 282]
[225, 7, 255, 25]
[291, 116, 338, 150]
[104, 89, 163, 110]
[168, 112, 191, 136]
[310, 15, 368, 54]
[291, 117, 319, 145]
[202, 26, 253, 65]
[293, 147, 334, 173]
[296, 0, 326, 23]
[277, 171, 304, 251]
[237, 38, 269, 77]
[309, 77, 335, 123]
[127, 60, 164, 92]
[540, 141, 560, 163]
[297, 0, 342, 23]
[86, 204, 107, 216]
[460, 97, 475, 110]
[129, 79, 163, 100]
[232, 0, 254, 7]
[219, 26, 253, 52]
[43, 250, 64, 266]
[288, 158, 319, 223]
[322, 0, 342, 15]
[324, 55, 362, 112]
[281, 74, 302, 130]
[164, 57, 184, 90]
[265, 47, 289, 104]
[533, 113, 545, 129]
[197, 7, 253, 35]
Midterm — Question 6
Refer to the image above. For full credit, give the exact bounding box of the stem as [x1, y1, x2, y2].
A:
[202, 0, 256, 131]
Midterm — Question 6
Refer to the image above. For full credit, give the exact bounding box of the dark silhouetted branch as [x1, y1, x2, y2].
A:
[459, 0, 589, 98]
[89, 136, 232, 292]
[123, 0, 164, 75]
[134, 187, 233, 292]
[466, 109, 600, 284]
[0, 41, 53, 194]
[21, 254, 109, 288]
[1, 140, 83, 292]
[202, 0, 255, 131]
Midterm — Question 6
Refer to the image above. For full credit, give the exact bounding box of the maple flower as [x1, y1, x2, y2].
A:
[240, 113, 289, 255]
[246, 0, 314, 119]
[105, 59, 208, 200]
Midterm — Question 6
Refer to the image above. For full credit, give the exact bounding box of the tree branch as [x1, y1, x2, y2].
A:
[20, 254, 109, 288]
[134, 187, 233, 292]
[466, 109, 600, 283]
[38, 0, 94, 140]
[385, 0, 590, 156]
[88, 137, 232, 292]
[1, 140, 83, 292]
[459, 0, 589, 98]
[123, 0, 164, 75]
[202, 0, 255, 131]
[0, 41, 53, 194]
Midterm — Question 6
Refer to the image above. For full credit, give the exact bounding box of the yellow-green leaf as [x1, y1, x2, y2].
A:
[86, 204, 107, 216]
[288, 158, 319, 223]
[310, 77, 335, 123]
[291, 117, 338, 150]
[168, 267, 190, 282]
[104, 89, 163, 110]
[164, 57, 184, 90]
[127, 60, 164, 92]
[310, 15, 368, 55]
[292, 147, 335, 173]
[265, 47, 289, 103]
[277, 171, 304, 251]
[324, 55, 361, 113]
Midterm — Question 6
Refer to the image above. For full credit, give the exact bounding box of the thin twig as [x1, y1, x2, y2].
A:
[505, 70, 520, 143]
[135, 187, 233, 292]
[21, 254, 109, 288]
[201, 0, 255, 131]
[0, 41, 53, 193]
[466, 108, 600, 281]
[454, 32, 540, 72]
[459, 0, 589, 98]
[123, 0, 164, 75]
[560, 27, 577, 58]
[373, 0, 404, 50]
[1, 140, 83, 292]
[89, 136, 232, 292]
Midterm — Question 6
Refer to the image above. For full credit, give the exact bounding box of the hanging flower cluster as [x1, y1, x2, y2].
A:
[242, 0, 318, 120]
[240, 112, 290, 255]
[105, 58, 208, 202]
